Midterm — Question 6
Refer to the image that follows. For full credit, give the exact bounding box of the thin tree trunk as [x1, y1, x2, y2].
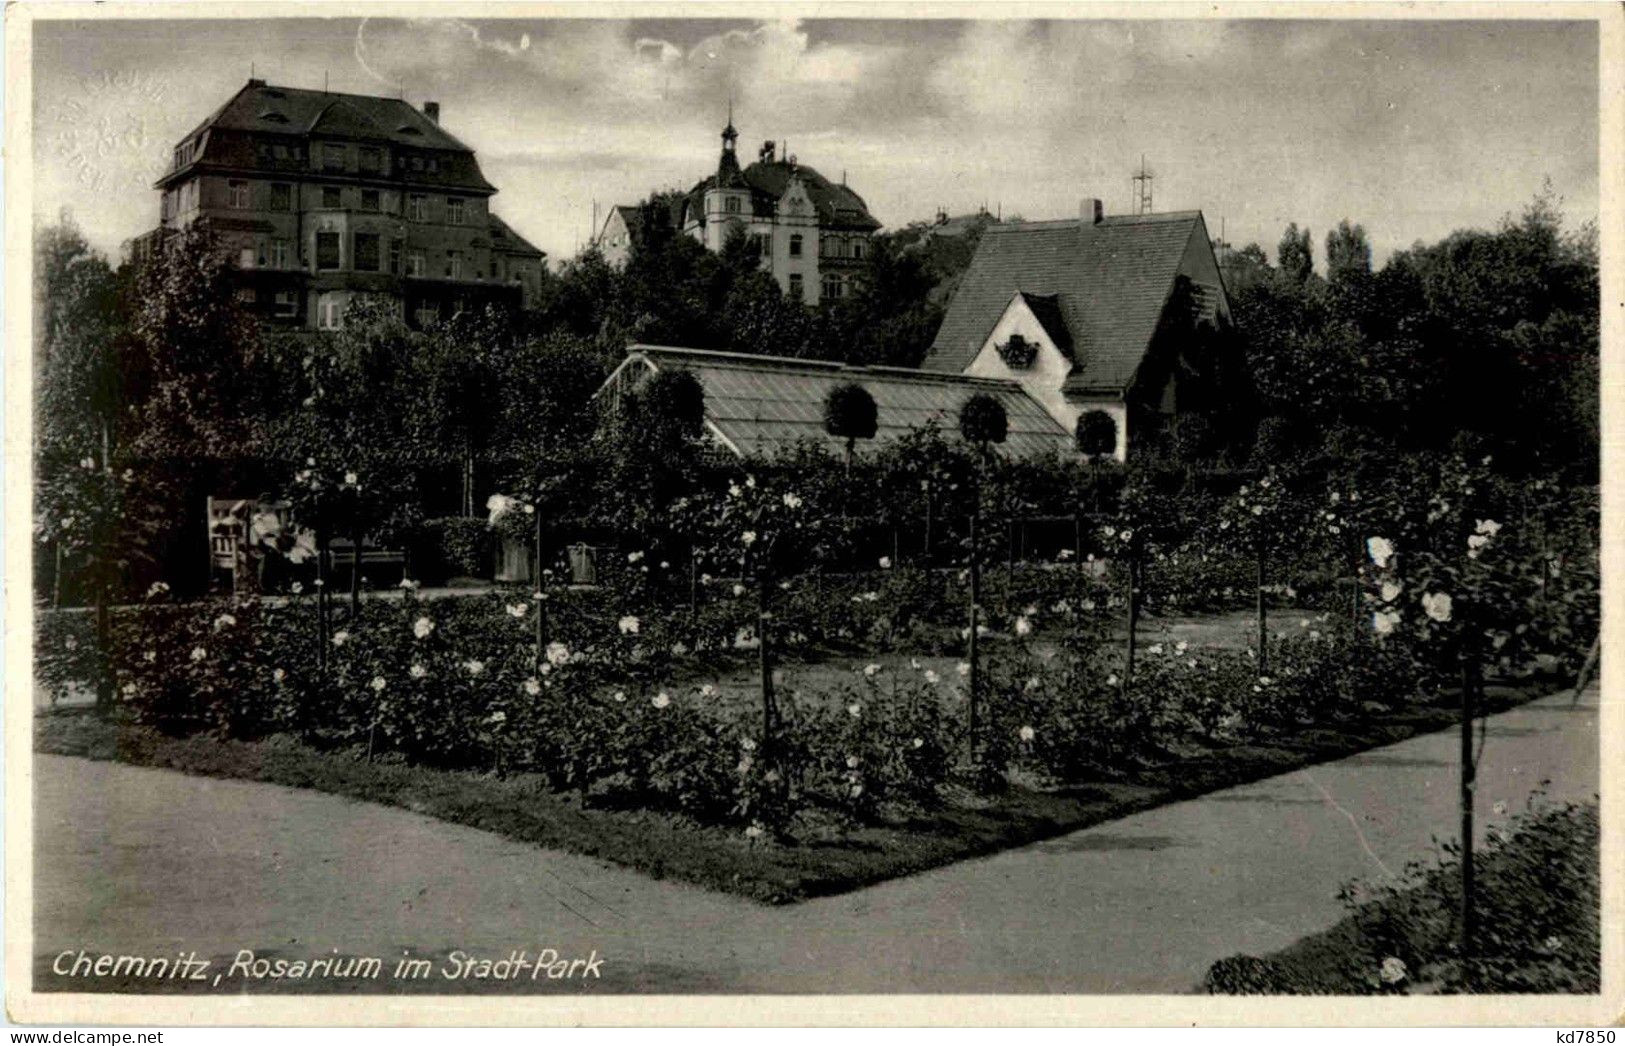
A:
[349, 501, 363, 620]
[758, 571, 778, 775]
[1124, 552, 1137, 694]
[1460, 654, 1479, 982]
[967, 509, 981, 766]
[93, 574, 112, 711]
[923, 482, 934, 566]
[462, 446, 474, 518]
[1256, 542, 1268, 677]
[52, 540, 63, 609]
[1350, 532, 1362, 631]
[316, 530, 332, 675]
[1006, 519, 1015, 595]
[534, 509, 545, 669]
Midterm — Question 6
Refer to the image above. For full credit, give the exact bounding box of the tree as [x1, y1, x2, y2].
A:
[127, 222, 260, 459]
[1219, 242, 1273, 297]
[1277, 223, 1314, 284]
[822, 382, 878, 469]
[1325, 219, 1372, 284]
[723, 268, 814, 358]
[1172, 412, 1217, 464]
[258, 297, 425, 635]
[592, 366, 709, 552]
[642, 367, 706, 447]
[411, 306, 512, 517]
[957, 393, 1008, 766]
[1075, 409, 1117, 460]
[958, 393, 1009, 448]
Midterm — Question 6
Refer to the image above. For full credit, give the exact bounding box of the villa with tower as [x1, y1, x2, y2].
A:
[595, 115, 881, 306]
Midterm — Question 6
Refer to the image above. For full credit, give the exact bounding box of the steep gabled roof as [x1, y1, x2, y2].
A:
[613, 205, 644, 236]
[925, 211, 1207, 393]
[600, 345, 1074, 460]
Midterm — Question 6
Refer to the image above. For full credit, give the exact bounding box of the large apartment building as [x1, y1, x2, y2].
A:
[131, 79, 545, 330]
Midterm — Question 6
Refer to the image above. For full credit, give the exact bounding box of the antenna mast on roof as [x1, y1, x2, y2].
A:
[1132, 155, 1154, 216]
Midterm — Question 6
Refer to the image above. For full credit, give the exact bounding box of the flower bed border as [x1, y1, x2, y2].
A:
[34, 678, 1563, 906]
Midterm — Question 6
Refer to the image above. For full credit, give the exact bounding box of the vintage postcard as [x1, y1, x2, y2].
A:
[4, 0, 1620, 1027]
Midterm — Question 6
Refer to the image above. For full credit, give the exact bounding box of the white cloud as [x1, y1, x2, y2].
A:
[30, 17, 1599, 270]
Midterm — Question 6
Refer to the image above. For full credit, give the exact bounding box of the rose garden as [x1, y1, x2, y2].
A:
[32, 197, 1600, 993]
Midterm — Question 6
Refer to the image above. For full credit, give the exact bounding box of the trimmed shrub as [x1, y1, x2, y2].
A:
[413, 517, 493, 581]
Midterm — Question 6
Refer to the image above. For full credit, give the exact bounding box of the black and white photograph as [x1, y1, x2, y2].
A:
[6, 2, 1617, 1025]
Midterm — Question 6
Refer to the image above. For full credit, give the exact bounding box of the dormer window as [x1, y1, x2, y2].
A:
[258, 110, 289, 124]
[996, 334, 1038, 369]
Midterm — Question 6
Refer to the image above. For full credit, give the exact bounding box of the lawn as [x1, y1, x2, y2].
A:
[679, 607, 1319, 714]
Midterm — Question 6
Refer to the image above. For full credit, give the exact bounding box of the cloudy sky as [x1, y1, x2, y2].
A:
[33, 15, 1598, 269]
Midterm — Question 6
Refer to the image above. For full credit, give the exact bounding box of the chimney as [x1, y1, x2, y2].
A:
[1080, 197, 1104, 225]
[423, 101, 440, 124]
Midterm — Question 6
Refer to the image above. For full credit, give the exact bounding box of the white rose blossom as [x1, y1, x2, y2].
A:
[1421, 591, 1453, 623]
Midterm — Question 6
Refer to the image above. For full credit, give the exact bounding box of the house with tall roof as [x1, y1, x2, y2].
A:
[923, 199, 1233, 460]
[596, 120, 881, 305]
[128, 78, 545, 330]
